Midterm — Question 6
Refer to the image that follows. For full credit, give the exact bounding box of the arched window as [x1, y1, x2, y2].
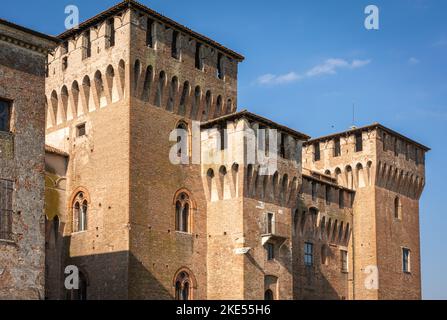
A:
[190, 86, 201, 119]
[264, 289, 274, 300]
[175, 271, 192, 300]
[215, 95, 222, 117]
[73, 192, 88, 232]
[226, 99, 233, 114]
[175, 192, 191, 233]
[167, 76, 178, 111]
[394, 196, 401, 219]
[155, 71, 166, 107]
[203, 90, 212, 121]
[178, 81, 190, 116]
[176, 122, 189, 159]
[141, 66, 153, 102]
[133, 60, 141, 96]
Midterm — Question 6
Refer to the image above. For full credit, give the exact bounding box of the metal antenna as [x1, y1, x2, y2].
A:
[350, 102, 357, 130]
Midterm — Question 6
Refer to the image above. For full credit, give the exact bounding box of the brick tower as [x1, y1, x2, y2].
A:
[302, 124, 428, 299]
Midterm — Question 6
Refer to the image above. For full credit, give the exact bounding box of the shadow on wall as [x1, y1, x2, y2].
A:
[45, 226, 171, 300]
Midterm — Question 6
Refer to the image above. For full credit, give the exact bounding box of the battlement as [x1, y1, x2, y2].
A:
[45, 0, 243, 134]
[201, 111, 309, 205]
[302, 123, 428, 197]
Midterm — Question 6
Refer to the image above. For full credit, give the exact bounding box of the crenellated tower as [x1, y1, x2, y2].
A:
[302, 123, 429, 300]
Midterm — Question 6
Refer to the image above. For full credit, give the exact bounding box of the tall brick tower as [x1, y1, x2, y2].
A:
[302, 124, 428, 300]
[43, 0, 429, 300]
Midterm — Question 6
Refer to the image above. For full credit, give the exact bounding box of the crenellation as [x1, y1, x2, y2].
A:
[0, 0, 429, 300]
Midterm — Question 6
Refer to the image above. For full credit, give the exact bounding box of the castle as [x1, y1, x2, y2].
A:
[1, 0, 428, 300]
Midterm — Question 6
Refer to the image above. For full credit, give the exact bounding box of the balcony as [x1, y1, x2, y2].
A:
[261, 217, 289, 246]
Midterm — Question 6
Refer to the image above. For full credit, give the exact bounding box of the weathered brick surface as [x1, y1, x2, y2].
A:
[0, 21, 56, 300]
[41, 1, 427, 300]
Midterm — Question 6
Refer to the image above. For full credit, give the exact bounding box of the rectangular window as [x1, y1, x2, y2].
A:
[0, 99, 12, 132]
[334, 137, 341, 157]
[311, 182, 317, 202]
[279, 133, 286, 158]
[304, 242, 314, 266]
[266, 213, 274, 234]
[171, 30, 179, 59]
[313, 142, 320, 161]
[402, 248, 411, 273]
[218, 125, 227, 150]
[217, 53, 224, 79]
[106, 18, 115, 48]
[146, 18, 154, 47]
[0, 179, 14, 241]
[341, 250, 348, 273]
[325, 185, 331, 205]
[82, 31, 91, 59]
[339, 190, 344, 209]
[355, 132, 363, 152]
[195, 42, 203, 70]
[62, 57, 68, 71]
[266, 243, 274, 261]
[76, 123, 86, 137]
[61, 41, 69, 55]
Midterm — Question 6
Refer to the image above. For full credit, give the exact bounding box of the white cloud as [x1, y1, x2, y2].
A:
[256, 72, 302, 85]
[256, 58, 371, 85]
[408, 57, 420, 65]
[307, 59, 371, 77]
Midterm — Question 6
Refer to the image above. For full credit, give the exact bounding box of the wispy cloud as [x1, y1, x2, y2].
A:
[257, 72, 302, 85]
[408, 57, 420, 65]
[255, 58, 371, 85]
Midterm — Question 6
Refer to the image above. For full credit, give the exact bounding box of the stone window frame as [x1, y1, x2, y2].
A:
[402, 247, 411, 274]
[173, 267, 197, 300]
[173, 189, 196, 234]
[69, 187, 91, 234]
[304, 242, 314, 267]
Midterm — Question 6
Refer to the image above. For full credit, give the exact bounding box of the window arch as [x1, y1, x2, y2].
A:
[72, 191, 89, 233]
[215, 95, 222, 117]
[155, 71, 166, 107]
[141, 65, 153, 102]
[174, 270, 194, 300]
[176, 121, 189, 159]
[203, 90, 212, 121]
[175, 192, 192, 233]
[178, 81, 190, 116]
[133, 60, 141, 96]
[190, 86, 201, 119]
[167, 76, 178, 111]
[226, 99, 233, 114]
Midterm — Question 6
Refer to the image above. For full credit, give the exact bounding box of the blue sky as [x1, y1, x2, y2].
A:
[2, 0, 446, 299]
